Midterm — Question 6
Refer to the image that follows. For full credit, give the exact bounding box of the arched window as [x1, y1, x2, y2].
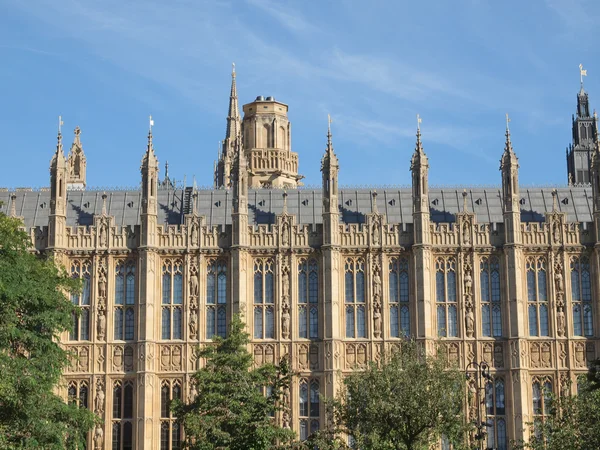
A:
[436, 258, 457, 337]
[345, 258, 366, 338]
[115, 261, 136, 340]
[571, 256, 593, 336]
[207, 260, 227, 339]
[299, 379, 320, 441]
[262, 124, 273, 148]
[162, 260, 183, 340]
[278, 126, 286, 150]
[160, 379, 182, 450]
[532, 378, 552, 437]
[254, 259, 274, 339]
[67, 380, 89, 410]
[70, 260, 91, 341]
[389, 257, 410, 337]
[113, 380, 135, 450]
[527, 257, 548, 336]
[298, 259, 319, 339]
[481, 256, 502, 337]
[485, 378, 507, 450]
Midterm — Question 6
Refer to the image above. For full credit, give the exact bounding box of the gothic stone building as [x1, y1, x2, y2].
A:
[2, 70, 600, 450]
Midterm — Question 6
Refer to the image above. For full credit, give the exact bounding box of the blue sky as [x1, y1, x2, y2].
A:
[1, 0, 599, 189]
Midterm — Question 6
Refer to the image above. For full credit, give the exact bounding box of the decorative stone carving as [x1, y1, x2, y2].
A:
[530, 342, 551, 368]
[373, 301, 382, 339]
[98, 219, 108, 247]
[482, 343, 493, 365]
[188, 380, 197, 403]
[575, 342, 586, 367]
[493, 344, 504, 368]
[281, 220, 290, 247]
[552, 220, 561, 244]
[98, 266, 107, 301]
[282, 265, 290, 303]
[124, 346, 134, 372]
[345, 344, 356, 369]
[189, 266, 199, 299]
[372, 265, 382, 303]
[189, 308, 198, 340]
[97, 346, 105, 372]
[357, 344, 367, 367]
[96, 307, 106, 341]
[468, 378, 477, 421]
[281, 302, 290, 339]
[462, 220, 470, 245]
[190, 221, 199, 246]
[309, 344, 319, 370]
[371, 219, 380, 246]
[465, 308, 475, 339]
[557, 308, 565, 337]
[464, 263, 474, 338]
[94, 377, 105, 414]
[94, 424, 104, 450]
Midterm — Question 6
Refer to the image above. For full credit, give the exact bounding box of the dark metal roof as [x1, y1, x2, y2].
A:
[0, 186, 592, 229]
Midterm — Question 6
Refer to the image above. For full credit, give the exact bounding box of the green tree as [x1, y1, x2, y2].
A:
[515, 375, 600, 450]
[310, 340, 467, 450]
[174, 314, 296, 450]
[0, 213, 96, 449]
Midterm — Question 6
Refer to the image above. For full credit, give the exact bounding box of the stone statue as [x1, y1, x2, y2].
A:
[282, 268, 290, 301]
[282, 303, 290, 339]
[189, 308, 198, 339]
[281, 221, 289, 246]
[95, 380, 105, 414]
[462, 222, 470, 245]
[188, 381, 197, 403]
[190, 222, 198, 246]
[97, 307, 106, 341]
[553, 221, 561, 244]
[464, 268, 473, 298]
[372, 221, 380, 246]
[466, 308, 475, 338]
[99, 222, 107, 247]
[189, 270, 199, 298]
[98, 269, 107, 299]
[557, 308, 566, 337]
[94, 425, 104, 450]
[373, 267, 382, 303]
[373, 302, 382, 338]
[282, 410, 291, 429]
[555, 269, 564, 294]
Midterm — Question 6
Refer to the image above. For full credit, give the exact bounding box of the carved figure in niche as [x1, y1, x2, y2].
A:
[372, 220, 380, 246]
[190, 222, 198, 246]
[282, 267, 290, 301]
[188, 381, 197, 403]
[462, 221, 470, 245]
[373, 266, 382, 303]
[373, 302, 382, 338]
[553, 221, 561, 244]
[98, 268, 107, 299]
[189, 268, 199, 298]
[282, 410, 291, 429]
[95, 379, 105, 414]
[282, 303, 290, 339]
[97, 307, 106, 341]
[465, 308, 475, 338]
[557, 308, 566, 337]
[281, 221, 289, 246]
[94, 425, 104, 450]
[99, 221, 107, 247]
[468, 378, 477, 421]
[555, 267, 564, 295]
[189, 308, 198, 339]
[464, 267, 473, 298]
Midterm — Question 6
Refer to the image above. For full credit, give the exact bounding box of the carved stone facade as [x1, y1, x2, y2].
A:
[3, 77, 600, 449]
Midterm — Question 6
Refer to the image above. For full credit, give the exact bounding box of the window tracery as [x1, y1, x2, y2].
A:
[345, 258, 366, 338]
[527, 257, 549, 336]
[162, 260, 183, 340]
[298, 258, 319, 339]
[206, 260, 227, 339]
[254, 258, 275, 339]
[114, 261, 136, 341]
[112, 380, 134, 450]
[389, 257, 410, 337]
[480, 256, 502, 337]
[70, 260, 91, 341]
[570, 256, 593, 337]
[299, 378, 320, 441]
[160, 379, 182, 450]
[436, 257, 457, 337]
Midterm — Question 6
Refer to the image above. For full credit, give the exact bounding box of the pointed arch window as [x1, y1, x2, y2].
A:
[436, 257, 457, 337]
[114, 261, 136, 341]
[527, 257, 549, 336]
[481, 256, 502, 337]
[485, 377, 507, 450]
[162, 260, 183, 340]
[207, 260, 227, 339]
[389, 257, 410, 337]
[571, 256, 593, 336]
[299, 378, 320, 441]
[70, 260, 91, 341]
[298, 259, 319, 339]
[532, 377, 553, 437]
[112, 380, 134, 450]
[67, 380, 89, 409]
[254, 259, 275, 339]
[160, 379, 182, 450]
[345, 258, 366, 338]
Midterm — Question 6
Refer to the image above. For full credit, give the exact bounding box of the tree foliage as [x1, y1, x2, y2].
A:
[310, 340, 467, 450]
[174, 314, 296, 450]
[515, 367, 600, 450]
[0, 213, 96, 449]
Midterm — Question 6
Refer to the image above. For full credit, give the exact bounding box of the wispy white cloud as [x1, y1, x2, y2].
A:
[245, 0, 316, 33]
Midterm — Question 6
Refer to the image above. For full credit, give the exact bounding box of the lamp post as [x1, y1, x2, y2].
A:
[466, 361, 493, 450]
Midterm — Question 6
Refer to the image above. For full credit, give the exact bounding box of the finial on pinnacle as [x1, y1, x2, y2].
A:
[101, 192, 108, 216]
[149, 115, 154, 133]
[232, 62, 236, 76]
[417, 113, 422, 132]
[462, 189, 468, 212]
[552, 188, 558, 212]
[505, 113, 511, 132]
[58, 115, 64, 135]
[580, 63, 588, 87]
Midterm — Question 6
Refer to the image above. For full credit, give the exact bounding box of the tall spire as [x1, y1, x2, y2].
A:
[322, 114, 338, 169]
[56, 115, 64, 156]
[226, 63, 241, 141]
[411, 114, 427, 169]
[504, 113, 515, 155]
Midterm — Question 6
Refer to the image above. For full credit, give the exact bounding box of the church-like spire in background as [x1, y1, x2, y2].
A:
[216, 64, 242, 188]
[226, 63, 241, 140]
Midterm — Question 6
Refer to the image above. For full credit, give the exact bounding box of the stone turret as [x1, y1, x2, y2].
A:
[242, 96, 302, 188]
[67, 126, 86, 190]
[49, 128, 68, 249]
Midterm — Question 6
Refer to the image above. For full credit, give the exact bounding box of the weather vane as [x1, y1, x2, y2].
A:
[417, 114, 422, 132]
[580, 63, 588, 85]
[149, 115, 154, 132]
[506, 113, 511, 131]
[58, 115, 64, 135]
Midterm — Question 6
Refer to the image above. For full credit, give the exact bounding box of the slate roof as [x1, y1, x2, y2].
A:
[0, 186, 593, 229]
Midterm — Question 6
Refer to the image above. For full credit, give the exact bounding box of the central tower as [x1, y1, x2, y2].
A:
[242, 96, 303, 188]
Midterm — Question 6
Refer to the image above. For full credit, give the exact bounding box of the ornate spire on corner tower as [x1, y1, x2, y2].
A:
[66, 126, 87, 190]
[321, 115, 339, 246]
[567, 64, 596, 185]
[217, 63, 242, 188]
[410, 114, 429, 215]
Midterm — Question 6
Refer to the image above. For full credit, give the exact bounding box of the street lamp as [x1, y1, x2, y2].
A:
[466, 361, 493, 450]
